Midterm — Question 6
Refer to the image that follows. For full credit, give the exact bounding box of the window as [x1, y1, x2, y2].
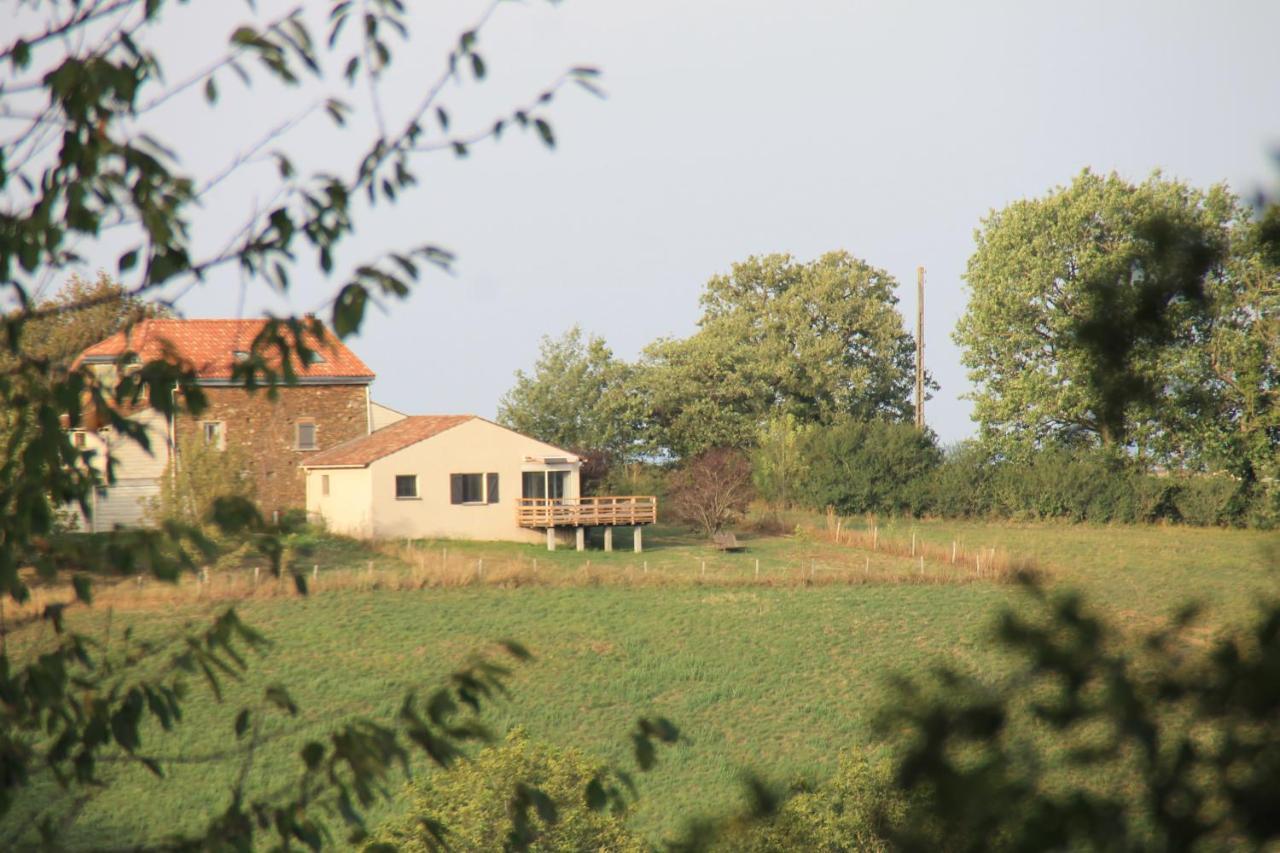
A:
[451, 473, 498, 505]
[395, 475, 418, 499]
[201, 421, 225, 450]
[296, 420, 317, 450]
[522, 471, 545, 499]
[321, 474, 330, 496]
[72, 431, 86, 449]
[521, 471, 567, 501]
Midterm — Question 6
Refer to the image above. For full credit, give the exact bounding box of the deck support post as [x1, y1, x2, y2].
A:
[603, 527, 614, 552]
[546, 527, 556, 551]
[576, 527, 585, 552]
[633, 526, 643, 553]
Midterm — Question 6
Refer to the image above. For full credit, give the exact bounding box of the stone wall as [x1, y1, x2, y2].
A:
[175, 384, 368, 516]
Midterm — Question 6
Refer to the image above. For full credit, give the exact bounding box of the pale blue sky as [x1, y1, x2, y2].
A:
[67, 1, 1280, 443]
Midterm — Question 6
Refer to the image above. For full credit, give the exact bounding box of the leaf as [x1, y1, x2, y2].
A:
[585, 777, 607, 811]
[204, 76, 218, 104]
[499, 639, 533, 661]
[117, 248, 139, 274]
[72, 574, 93, 605]
[470, 53, 486, 80]
[301, 741, 325, 770]
[533, 118, 555, 149]
[265, 685, 299, 716]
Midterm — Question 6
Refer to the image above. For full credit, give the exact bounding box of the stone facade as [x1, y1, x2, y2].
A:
[175, 384, 369, 516]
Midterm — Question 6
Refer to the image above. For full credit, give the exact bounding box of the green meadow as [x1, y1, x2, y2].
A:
[6, 520, 1277, 848]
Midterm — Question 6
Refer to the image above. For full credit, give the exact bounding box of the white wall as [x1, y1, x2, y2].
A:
[369, 401, 407, 431]
[356, 419, 579, 543]
[306, 467, 373, 537]
[72, 409, 171, 530]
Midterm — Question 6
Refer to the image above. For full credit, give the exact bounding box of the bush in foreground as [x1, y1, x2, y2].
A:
[369, 730, 644, 852]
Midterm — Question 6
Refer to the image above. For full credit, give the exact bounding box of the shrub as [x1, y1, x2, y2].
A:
[668, 448, 755, 536]
[926, 441, 997, 519]
[1171, 474, 1248, 527]
[369, 729, 642, 852]
[798, 420, 941, 517]
[145, 435, 255, 533]
[714, 752, 912, 851]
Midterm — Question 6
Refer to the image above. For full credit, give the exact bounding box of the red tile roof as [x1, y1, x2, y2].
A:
[303, 415, 475, 467]
[77, 318, 374, 382]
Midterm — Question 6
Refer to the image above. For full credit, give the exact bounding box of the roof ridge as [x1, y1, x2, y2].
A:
[303, 414, 476, 468]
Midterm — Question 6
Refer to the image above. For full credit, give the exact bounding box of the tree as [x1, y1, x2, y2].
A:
[1163, 214, 1280, 485]
[497, 326, 638, 462]
[146, 433, 255, 531]
[667, 448, 755, 537]
[955, 169, 1244, 459]
[797, 419, 940, 516]
[637, 251, 925, 459]
[0, 2, 682, 848]
[0, 273, 158, 375]
[750, 414, 811, 512]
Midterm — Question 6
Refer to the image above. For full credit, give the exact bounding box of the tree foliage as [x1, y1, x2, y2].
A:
[750, 414, 811, 511]
[875, 578, 1280, 851]
[368, 729, 646, 852]
[0, 1, 680, 848]
[497, 325, 638, 462]
[798, 419, 940, 517]
[638, 252, 925, 458]
[145, 433, 255, 531]
[667, 448, 755, 537]
[956, 169, 1276, 471]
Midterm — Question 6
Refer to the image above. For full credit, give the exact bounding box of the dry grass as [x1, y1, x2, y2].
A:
[814, 507, 1046, 583]
[3, 528, 1043, 629]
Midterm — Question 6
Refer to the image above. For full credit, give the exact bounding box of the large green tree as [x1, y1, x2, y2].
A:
[497, 325, 638, 460]
[638, 251, 924, 458]
[954, 169, 1275, 464]
[1164, 216, 1280, 483]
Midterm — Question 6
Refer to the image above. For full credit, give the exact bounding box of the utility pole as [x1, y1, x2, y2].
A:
[915, 266, 925, 430]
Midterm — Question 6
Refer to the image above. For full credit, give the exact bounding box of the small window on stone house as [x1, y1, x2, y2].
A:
[201, 421, 225, 450]
[296, 420, 317, 451]
[72, 431, 86, 449]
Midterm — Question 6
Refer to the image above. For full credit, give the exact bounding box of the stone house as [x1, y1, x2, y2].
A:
[75, 318, 377, 527]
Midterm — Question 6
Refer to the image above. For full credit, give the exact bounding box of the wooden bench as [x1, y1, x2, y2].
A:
[711, 531, 743, 551]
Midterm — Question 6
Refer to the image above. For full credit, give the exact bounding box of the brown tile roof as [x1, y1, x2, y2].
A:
[77, 318, 374, 382]
[303, 415, 475, 467]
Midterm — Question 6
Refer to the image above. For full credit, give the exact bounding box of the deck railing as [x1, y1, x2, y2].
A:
[516, 496, 657, 528]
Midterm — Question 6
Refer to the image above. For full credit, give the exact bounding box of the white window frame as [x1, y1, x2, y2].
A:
[201, 420, 226, 450]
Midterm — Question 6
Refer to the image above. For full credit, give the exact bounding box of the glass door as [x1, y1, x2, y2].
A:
[522, 472, 547, 499]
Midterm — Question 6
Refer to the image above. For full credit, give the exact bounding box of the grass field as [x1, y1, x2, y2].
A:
[6, 519, 1277, 848]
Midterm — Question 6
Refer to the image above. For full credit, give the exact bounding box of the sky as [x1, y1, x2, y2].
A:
[40, 0, 1280, 444]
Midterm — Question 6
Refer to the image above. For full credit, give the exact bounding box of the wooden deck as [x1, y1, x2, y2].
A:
[516, 496, 657, 528]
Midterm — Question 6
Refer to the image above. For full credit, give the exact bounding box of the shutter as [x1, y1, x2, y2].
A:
[450, 474, 464, 505]
[486, 473, 499, 504]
